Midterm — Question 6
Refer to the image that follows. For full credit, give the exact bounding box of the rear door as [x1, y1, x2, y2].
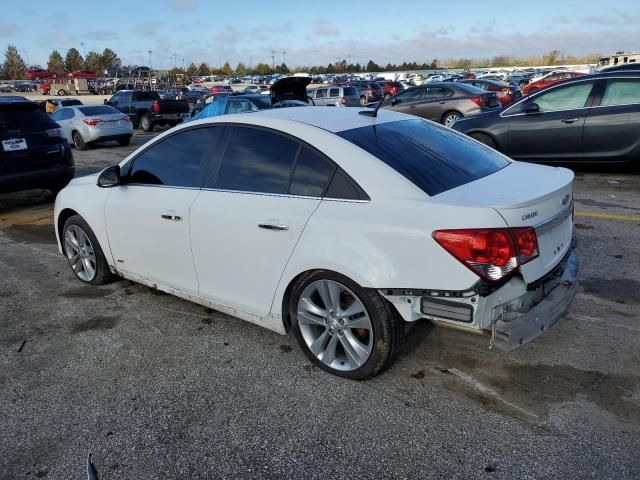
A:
[583, 78, 640, 162]
[328, 87, 340, 106]
[190, 125, 336, 318]
[505, 80, 597, 161]
[315, 88, 328, 106]
[414, 86, 453, 121]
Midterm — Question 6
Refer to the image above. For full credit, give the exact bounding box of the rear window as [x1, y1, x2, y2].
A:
[337, 119, 508, 196]
[0, 103, 55, 131]
[343, 86, 358, 96]
[79, 106, 118, 116]
[135, 91, 160, 101]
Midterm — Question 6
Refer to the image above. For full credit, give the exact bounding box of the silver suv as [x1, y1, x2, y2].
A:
[307, 85, 360, 107]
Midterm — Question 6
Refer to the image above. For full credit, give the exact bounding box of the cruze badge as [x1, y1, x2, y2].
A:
[522, 211, 538, 221]
[561, 194, 571, 206]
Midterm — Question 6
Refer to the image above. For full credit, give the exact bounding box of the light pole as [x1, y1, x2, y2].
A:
[282, 51, 286, 65]
[270, 50, 275, 70]
[20, 49, 30, 67]
[148, 50, 152, 70]
[80, 42, 86, 58]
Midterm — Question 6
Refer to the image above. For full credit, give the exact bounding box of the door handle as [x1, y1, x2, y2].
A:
[439, 100, 447, 104]
[258, 223, 289, 231]
[561, 118, 579, 124]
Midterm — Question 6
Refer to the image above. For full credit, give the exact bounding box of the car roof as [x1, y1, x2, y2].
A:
[216, 106, 412, 133]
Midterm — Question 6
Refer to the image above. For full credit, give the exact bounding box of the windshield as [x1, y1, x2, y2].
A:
[337, 119, 509, 196]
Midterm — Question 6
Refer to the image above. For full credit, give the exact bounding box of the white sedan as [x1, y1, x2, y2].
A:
[54, 108, 579, 379]
[50, 105, 133, 150]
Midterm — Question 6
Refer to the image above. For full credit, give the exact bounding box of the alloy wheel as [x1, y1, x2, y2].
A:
[64, 225, 97, 281]
[444, 113, 460, 127]
[297, 279, 373, 371]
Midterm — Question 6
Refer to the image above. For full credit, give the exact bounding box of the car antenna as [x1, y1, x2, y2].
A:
[358, 99, 384, 118]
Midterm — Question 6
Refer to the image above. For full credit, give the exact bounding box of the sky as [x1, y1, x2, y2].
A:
[1, 0, 639, 69]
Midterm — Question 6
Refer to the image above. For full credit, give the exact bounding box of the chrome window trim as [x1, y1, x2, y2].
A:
[501, 75, 640, 118]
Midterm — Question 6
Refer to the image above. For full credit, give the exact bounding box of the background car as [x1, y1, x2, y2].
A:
[50, 105, 133, 150]
[348, 81, 384, 106]
[26, 68, 55, 80]
[376, 81, 405, 98]
[461, 79, 522, 106]
[381, 83, 501, 126]
[523, 71, 583, 95]
[191, 94, 271, 120]
[0, 98, 74, 195]
[452, 72, 640, 165]
[307, 85, 360, 106]
[66, 70, 97, 79]
[52, 98, 84, 110]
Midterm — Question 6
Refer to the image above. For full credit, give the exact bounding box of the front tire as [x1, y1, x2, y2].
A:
[291, 271, 404, 380]
[62, 215, 114, 285]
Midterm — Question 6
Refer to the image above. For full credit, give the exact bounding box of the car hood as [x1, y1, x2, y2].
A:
[68, 172, 99, 186]
[270, 76, 311, 104]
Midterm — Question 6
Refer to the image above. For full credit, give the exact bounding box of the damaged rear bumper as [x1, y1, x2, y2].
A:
[380, 247, 579, 351]
[491, 247, 579, 350]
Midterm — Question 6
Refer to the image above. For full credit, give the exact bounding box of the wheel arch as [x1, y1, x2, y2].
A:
[467, 130, 502, 151]
[57, 208, 79, 254]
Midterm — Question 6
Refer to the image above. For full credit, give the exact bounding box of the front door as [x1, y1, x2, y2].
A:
[104, 126, 222, 294]
[190, 125, 337, 318]
[506, 80, 596, 161]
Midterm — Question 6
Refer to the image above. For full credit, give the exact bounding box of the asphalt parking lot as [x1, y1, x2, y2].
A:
[1, 135, 639, 479]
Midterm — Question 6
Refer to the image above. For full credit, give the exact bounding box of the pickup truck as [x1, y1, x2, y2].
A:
[104, 90, 190, 132]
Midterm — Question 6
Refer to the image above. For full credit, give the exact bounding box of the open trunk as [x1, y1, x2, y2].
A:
[434, 161, 574, 283]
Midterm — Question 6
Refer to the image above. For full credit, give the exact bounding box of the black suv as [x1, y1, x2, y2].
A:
[0, 98, 74, 195]
[348, 81, 384, 106]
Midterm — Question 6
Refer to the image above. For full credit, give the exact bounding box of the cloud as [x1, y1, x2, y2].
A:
[313, 19, 339, 36]
[134, 22, 163, 36]
[0, 21, 17, 37]
[89, 30, 119, 41]
[169, 0, 197, 10]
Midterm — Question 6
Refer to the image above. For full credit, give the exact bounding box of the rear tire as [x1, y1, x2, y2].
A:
[290, 270, 404, 380]
[72, 131, 87, 151]
[442, 110, 463, 127]
[140, 114, 154, 132]
[62, 215, 115, 285]
[470, 132, 498, 150]
[360, 96, 366, 106]
[117, 136, 131, 146]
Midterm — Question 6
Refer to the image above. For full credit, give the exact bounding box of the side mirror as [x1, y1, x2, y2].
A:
[97, 165, 121, 188]
[523, 102, 540, 114]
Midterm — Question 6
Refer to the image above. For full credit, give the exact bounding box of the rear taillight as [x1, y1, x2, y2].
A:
[433, 227, 538, 282]
[83, 119, 100, 126]
[340, 97, 346, 105]
[152, 101, 160, 113]
[122, 115, 131, 123]
[500, 88, 511, 94]
[512, 227, 539, 264]
[45, 127, 63, 138]
[470, 95, 488, 107]
[369, 87, 375, 96]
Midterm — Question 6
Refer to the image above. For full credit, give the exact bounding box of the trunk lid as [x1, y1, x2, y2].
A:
[270, 76, 312, 105]
[433, 162, 574, 283]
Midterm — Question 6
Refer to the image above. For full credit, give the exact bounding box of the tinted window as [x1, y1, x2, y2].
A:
[324, 169, 366, 200]
[289, 147, 336, 197]
[601, 79, 640, 106]
[316, 89, 327, 98]
[396, 88, 424, 101]
[134, 91, 159, 101]
[337, 119, 508, 196]
[128, 127, 221, 187]
[534, 82, 594, 112]
[343, 86, 358, 96]
[61, 109, 75, 120]
[215, 127, 299, 194]
[226, 99, 255, 114]
[329, 88, 339, 97]
[79, 106, 118, 116]
[0, 104, 55, 131]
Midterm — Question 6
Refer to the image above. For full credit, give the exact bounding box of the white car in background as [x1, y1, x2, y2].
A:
[50, 105, 133, 150]
[54, 108, 578, 379]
